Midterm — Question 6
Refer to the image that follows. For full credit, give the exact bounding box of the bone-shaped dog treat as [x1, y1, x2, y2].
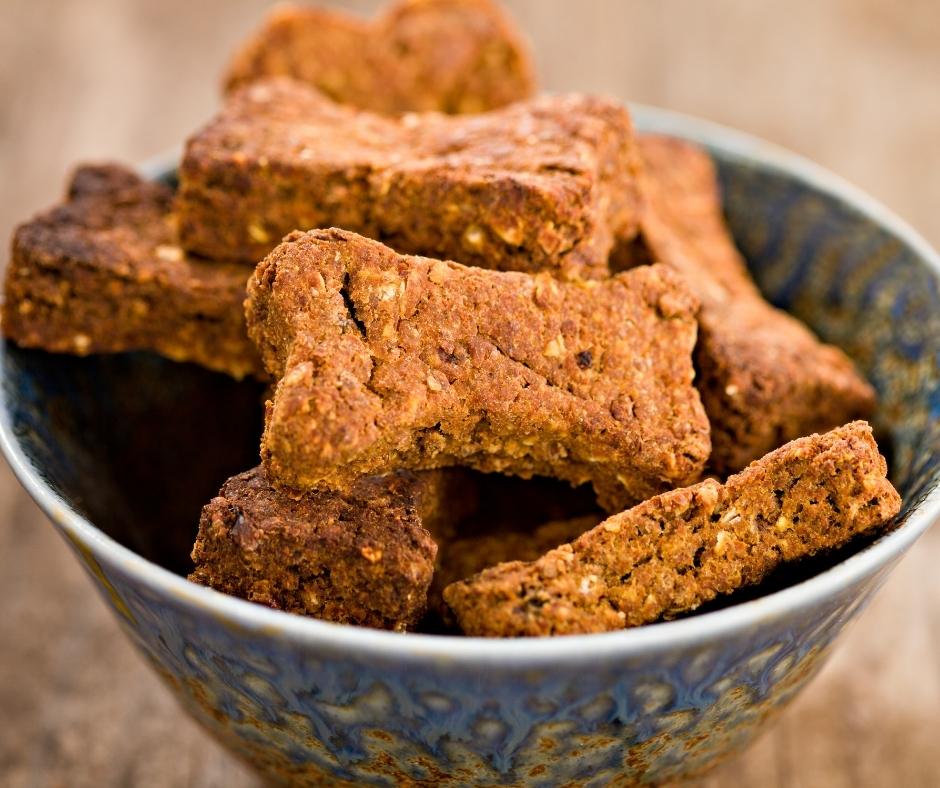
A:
[223, 0, 535, 114]
[190, 466, 463, 631]
[246, 228, 711, 512]
[2, 164, 263, 380]
[632, 135, 876, 473]
[443, 421, 901, 636]
[178, 79, 642, 280]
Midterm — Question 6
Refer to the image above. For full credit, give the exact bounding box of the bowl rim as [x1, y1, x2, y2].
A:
[2, 102, 938, 665]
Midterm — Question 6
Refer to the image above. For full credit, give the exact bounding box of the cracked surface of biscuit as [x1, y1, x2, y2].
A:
[443, 421, 901, 637]
[178, 79, 642, 280]
[247, 228, 711, 512]
[190, 466, 455, 631]
[2, 164, 263, 380]
[223, 0, 536, 114]
[633, 135, 876, 472]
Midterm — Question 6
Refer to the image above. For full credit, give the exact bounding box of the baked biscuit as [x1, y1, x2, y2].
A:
[246, 228, 710, 511]
[178, 79, 642, 280]
[223, 0, 535, 114]
[2, 164, 262, 380]
[633, 135, 876, 472]
[190, 466, 466, 630]
[444, 422, 900, 636]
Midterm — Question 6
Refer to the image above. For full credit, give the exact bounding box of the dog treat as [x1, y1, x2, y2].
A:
[2, 164, 263, 380]
[223, 0, 535, 114]
[247, 228, 711, 512]
[177, 79, 642, 280]
[190, 466, 468, 631]
[444, 421, 901, 637]
[631, 135, 876, 472]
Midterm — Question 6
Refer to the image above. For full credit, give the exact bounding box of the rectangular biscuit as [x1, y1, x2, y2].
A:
[246, 228, 711, 512]
[177, 79, 642, 280]
[443, 421, 901, 636]
[2, 164, 263, 380]
[223, 0, 536, 114]
[189, 466, 467, 631]
[632, 135, 876, 473]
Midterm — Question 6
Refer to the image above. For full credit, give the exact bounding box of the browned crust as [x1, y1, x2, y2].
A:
[1, 164, 263, 380]
[633, 135, 876, 472]
[443, 422, 901, 636]
[189, 466, 451, 631]
[246, 228, 711, 512]
[223, 0, 536, 114]
[177, 79, 642, 280]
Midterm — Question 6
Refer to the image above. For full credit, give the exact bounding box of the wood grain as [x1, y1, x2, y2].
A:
[0, 1, 938, 785]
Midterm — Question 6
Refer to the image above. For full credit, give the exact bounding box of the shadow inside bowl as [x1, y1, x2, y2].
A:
[1, 347, 265, 575]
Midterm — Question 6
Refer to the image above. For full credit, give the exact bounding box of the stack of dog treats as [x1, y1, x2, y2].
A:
[2, 0, 900, 636]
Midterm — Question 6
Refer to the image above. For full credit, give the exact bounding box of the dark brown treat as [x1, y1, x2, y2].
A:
[189, 466, 463, 631]
[631, 135, 876, 472]
[223, 0, 535, 114]
[247, 228, 711, 512]
[177, 79, 642, 280]
[2, 164, 263, 380]
[444, 422, 901, 637]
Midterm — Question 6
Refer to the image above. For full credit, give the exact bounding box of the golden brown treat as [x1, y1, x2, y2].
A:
[223, 0, 535, 114]
[190, 466, 465, 631]
[2, 164, 263, 380]
[177, 79, 642, 280]
[632, 135, 876, 472]
[444, 422, 901, 637]
[247, 228, 711, 512]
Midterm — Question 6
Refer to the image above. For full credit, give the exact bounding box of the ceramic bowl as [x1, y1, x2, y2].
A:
[2, 105, 939, 786]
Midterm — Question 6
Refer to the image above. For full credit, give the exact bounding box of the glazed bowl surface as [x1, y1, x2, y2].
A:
[2, 105, 939, 786]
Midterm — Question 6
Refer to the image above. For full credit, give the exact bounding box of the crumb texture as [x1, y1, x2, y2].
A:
[2, 164, 263, 380]
[247, 228, 711, 511]
[190, 466, 445, 631]
[178, 80, 642, 280]
[632, 135, 876, 472]
[223, 0, 536, 114]
[444, 422, 901, 636]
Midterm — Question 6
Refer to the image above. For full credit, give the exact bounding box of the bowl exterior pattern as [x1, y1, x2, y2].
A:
[717, 158, 940, 509]
[62, 538, 894, 787]
[3, 124, 939, 786]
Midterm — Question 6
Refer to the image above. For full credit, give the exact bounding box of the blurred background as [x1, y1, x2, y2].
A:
[0, 1, 938, 785]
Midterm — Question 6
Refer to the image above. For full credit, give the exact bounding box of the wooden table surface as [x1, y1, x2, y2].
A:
[1, 1, 938, 785]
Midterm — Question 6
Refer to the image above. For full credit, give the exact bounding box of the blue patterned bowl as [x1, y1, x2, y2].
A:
[2, 105, 939, 786]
